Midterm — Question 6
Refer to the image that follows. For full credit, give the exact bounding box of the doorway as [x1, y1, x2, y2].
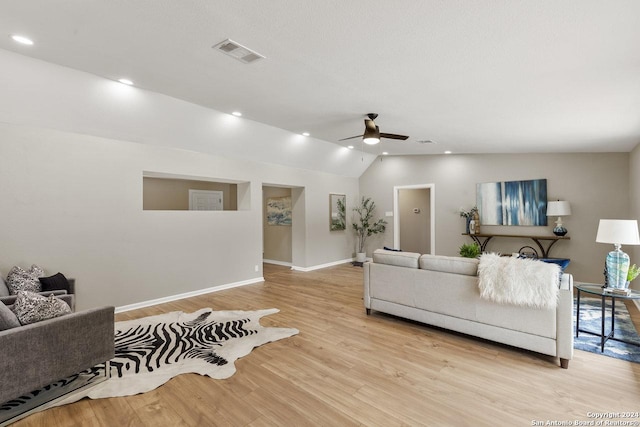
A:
[393, 184, 435, 254]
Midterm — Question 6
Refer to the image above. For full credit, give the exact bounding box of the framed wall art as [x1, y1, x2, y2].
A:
[477, 178, 547, 226]
[266, 196, 292, 226]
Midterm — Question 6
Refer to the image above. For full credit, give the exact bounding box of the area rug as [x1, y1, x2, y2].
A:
[574, 297, 640, 363]
[1, 308, 298, 418]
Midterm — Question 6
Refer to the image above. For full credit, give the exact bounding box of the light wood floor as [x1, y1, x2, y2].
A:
[14, 263, 640, 426]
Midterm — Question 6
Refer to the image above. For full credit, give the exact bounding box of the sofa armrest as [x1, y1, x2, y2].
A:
[556, 273, 574, 366]
[363, 262, 371, 310]
[0, 306, 114, 404]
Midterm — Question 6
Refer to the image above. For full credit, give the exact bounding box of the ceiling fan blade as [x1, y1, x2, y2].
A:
[339, 134, 364, 141]
[380, 133, 409, 140]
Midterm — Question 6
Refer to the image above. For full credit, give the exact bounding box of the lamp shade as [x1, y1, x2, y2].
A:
[546, 201, 571, 217]
[596, 219, 640, 245]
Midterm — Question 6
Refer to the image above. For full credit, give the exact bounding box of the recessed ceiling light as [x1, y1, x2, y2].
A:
[118, 78, 133, 86]
[347, 145, 354, 150]
[231, 111, 242, 117]
[11, 35, 33, 45]
[444, 150, 452, 154]
[302, 132, 310, 137]
[382, 152, 389, 155]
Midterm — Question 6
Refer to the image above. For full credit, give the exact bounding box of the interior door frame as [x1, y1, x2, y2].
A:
[393, 184, 435, 254]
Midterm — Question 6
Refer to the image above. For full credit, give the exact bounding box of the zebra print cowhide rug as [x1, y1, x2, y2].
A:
[3, 308, 298, 417]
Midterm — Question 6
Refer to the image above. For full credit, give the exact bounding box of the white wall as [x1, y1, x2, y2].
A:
[359, 153, 630, 283]
[0, 123, 358, 310]
[0, 49, 362, 310]
[630, 144, 640, 291]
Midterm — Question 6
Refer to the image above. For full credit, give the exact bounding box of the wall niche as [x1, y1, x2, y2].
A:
[142, 171, 250, 211]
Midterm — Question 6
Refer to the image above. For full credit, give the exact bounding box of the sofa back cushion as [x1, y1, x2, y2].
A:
[0, 276, 9, 297]
[419, 254, 479, 276]
[373, 249, 421, 269]
[0, 302, 21, 331]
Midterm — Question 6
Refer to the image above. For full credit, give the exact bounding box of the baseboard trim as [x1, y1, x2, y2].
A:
[115, 277, 264, 314]
[291, 258, 355, 272]
[263, 259, 292, 267]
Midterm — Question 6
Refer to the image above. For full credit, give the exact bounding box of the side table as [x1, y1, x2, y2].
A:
[575, 283, 640, 352]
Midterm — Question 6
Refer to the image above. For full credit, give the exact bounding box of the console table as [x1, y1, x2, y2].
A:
[462, 233, 570, 258]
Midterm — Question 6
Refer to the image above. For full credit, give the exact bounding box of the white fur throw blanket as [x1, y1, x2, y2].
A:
[478, 253, 561, 309]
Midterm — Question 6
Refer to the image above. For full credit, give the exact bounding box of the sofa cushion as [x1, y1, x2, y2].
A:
[419, 254, 479, 276]
[6, 265, 45, 295]
[373, 249, 421, 268]
[10, 290, 72, 325]
[39, 272, 72, 293]
[0, 302, 21, 331]
[0, 275, 9, 297]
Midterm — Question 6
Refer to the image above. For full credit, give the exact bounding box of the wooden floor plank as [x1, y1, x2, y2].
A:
[11, 263, 640, 426]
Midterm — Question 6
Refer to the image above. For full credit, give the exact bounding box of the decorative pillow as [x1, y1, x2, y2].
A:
[39, 272, 71, 293]
[0, 302, 21, 331]
[6, 265, 45, 295]
[539, 258, 570, 272]
[0, 275, 10, 297]
[10, 290, 71, 325]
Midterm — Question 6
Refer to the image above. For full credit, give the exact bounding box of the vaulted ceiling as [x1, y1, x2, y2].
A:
[1, 1, 639, 156]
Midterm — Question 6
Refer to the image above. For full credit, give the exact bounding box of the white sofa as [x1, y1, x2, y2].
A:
[363, 249, 574, 368]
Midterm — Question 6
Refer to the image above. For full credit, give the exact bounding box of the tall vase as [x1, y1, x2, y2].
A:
[465, 217, 471, 234]
[605, 247, 630, 289]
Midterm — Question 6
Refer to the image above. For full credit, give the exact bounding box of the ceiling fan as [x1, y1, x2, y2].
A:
[339, 113, 409, 145]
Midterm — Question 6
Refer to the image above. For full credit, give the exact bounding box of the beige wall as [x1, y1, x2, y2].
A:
[143, 177, 238, 210]
[630, 144, 640, 291]
[263, 186, 292, 263]
[398, 188, 431, 253]
[360, 153, 630, 283]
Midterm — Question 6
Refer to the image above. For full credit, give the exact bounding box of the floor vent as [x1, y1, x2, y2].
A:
[212, 39, 265, 64]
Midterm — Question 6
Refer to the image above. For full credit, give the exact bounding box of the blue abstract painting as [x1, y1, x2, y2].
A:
[477, 179, 547, 226]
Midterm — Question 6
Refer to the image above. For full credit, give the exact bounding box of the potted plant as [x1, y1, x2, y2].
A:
[352, 196, 387, 263]
[459, 243, 481, 258]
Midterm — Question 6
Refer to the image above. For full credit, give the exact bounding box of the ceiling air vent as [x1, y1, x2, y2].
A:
[417, 140, 436, 144]
[212, 39, 265, 64]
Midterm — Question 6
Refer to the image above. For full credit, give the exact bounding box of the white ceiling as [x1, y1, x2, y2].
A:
[1, 1, 640, 156]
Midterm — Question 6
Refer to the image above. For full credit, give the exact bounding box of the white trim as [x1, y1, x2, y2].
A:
[115, 277, 264, 313]
[393, 183, 436, 254]
[634, 299, 640, 312]
[263, 259, 292, 267]
[291, 258, 355, 272]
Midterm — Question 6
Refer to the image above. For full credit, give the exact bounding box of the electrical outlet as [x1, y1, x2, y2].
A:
[254, 265, 259, 272]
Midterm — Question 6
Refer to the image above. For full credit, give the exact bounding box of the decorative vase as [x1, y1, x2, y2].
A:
[605, 247, 630, 289]
[465, 217, 471, 234]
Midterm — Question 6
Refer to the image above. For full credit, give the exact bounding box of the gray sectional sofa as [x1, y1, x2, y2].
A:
[364, 249, 574, 368]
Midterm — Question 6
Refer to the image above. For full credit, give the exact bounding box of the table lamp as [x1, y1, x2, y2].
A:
[546, 201, 571, 236]
[595, 219, 640, 289]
